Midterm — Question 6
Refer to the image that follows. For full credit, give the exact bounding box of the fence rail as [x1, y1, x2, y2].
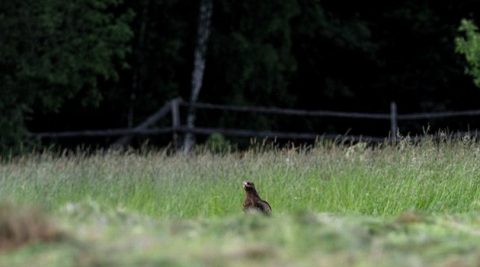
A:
[33, 127, 174, 139]
[30, 98, 480, 146]
[32, 126, 386, 143]
[183, 102, 391, 119]
[184, 101, 480, 120]
[397, 110, 480, 120]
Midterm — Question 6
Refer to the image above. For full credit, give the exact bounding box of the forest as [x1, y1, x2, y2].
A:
[3, 0, 480, 152]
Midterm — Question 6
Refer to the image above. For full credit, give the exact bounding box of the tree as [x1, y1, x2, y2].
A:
[183, 0, 213, 152]
[206, 0, 299, 107]
[193, 0, 299, 140]
[0, 0, 133, 153]
[456, 19, 480, 87]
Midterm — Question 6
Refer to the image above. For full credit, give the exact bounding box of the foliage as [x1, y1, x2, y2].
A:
[204, 133, 234, 153]
[207, 0, 299, 105]
[456, 19, 480, 87]
[121, 0, 193, 116]
[2, 1, 480, 151]
[0, 0, 133, 153]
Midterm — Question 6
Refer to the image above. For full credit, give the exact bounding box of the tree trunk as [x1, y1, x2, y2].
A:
[128, 0, 150, 128]
[183, 0, 213, 153]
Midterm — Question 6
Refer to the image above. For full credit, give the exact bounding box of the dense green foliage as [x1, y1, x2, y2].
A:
[0, 0, 132, 152]
[2, 141, 480, 266]
[456, 19, 480, 87]
[2, 0, 480, 151]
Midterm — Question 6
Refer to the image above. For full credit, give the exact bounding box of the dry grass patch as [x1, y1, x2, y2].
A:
[0, 203, 64, 252]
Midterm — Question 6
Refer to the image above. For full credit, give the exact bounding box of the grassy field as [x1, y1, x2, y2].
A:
[1, 138, 480, 266]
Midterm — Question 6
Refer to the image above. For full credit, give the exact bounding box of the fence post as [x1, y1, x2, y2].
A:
[390, 102, 398, 143]
[171, 98, 181, 149]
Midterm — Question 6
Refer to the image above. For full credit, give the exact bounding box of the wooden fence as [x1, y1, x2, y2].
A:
[31, 97, 480, 146]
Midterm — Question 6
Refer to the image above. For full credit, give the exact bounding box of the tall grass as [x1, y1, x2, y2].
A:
[1, 138, 480, 218]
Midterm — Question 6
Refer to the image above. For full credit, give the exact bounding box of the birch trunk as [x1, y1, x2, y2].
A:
[183, 0, 213, 152]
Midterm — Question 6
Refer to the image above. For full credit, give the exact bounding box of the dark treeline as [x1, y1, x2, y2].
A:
[2, 0, 480, 152]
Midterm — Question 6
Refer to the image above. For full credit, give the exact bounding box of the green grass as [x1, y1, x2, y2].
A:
[1, 138, 480, 266]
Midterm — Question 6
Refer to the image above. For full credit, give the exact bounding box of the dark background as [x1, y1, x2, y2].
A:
[2, 0, 480, 152]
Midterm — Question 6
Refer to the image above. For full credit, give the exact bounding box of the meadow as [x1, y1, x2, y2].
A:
[1, 137, 480, 266]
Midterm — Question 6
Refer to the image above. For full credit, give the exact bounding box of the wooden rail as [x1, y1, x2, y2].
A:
[33, 126, 385, 143]
[183, 102, 391, 119]
[30, 98, 480, 147]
